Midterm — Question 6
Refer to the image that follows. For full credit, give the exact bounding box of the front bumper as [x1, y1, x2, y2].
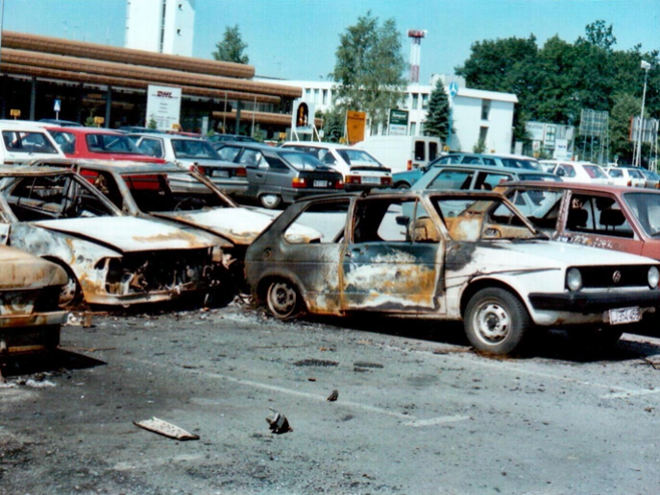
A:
[529, 290, 660, 311]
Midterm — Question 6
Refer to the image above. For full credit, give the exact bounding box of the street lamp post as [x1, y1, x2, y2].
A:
[634, 60, 652, 167]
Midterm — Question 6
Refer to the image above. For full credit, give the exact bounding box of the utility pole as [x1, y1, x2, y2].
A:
[634, 60, 652, 167]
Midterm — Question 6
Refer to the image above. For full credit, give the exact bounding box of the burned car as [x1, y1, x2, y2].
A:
[30, 159, 321, 284]
[0, 166, 220, 307]
[245, 190, 660, 355]
[0, 246, 69, 354]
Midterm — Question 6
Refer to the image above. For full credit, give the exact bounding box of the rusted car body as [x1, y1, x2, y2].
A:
[0, 166, 219, 307]
[497, 181, 660, 260]
[0, 246, 68, 354]
[245, 190, 660, 355]
[29, 159, 320, 281]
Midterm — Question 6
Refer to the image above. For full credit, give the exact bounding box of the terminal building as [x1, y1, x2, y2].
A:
[0, 31, 301, 138]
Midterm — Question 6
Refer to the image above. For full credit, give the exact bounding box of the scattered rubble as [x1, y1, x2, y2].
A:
[327, 389, 339, 402]
[266, 409, 292, 434]
[134, 417, 200, 440]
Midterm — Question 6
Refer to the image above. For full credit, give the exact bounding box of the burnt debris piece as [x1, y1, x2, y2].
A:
[266, 409, 293, 434]
[134, 417, 200, 440]
[327, 389, 339, 402]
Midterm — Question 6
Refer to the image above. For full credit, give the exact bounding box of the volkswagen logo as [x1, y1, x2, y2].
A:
[612, 270, 622, 284]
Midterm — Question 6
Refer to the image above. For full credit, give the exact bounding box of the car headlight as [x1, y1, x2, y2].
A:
[648, 266, 660, 289]
[566, 268, 582, 292]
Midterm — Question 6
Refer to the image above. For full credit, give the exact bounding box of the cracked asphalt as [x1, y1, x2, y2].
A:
[2, 301, 660, 494]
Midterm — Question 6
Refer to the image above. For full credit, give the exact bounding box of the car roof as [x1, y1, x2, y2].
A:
[501, 180, 646, 194]
[31, 158, 184, 174]
[0, 164, 73, 176]
[47, 127, 127, 135]
[431, 163, 555, 176]
[129, 132, 205, 141]
[282, 141, 352, 151]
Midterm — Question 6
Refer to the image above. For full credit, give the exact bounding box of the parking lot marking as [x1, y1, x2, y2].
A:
[600, 389, 660, 400]
[128, 357, 417, 421]
[404, 415, 470, 427]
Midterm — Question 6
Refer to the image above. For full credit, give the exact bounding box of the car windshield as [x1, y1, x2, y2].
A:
[85, 133, 142, 154]
[279, 151, 328, 171]
[120, 172, 229, 213]
[2, 130, 59, 154]
[336, 149, 383, 167]
[623, 192, 660, 236]
[431, 196, 544, 241]
[171, 139, 219, 159]
[583, 165, 608, 179]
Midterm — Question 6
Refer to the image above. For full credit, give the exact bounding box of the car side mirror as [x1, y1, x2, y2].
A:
[396, 215, 410, 227]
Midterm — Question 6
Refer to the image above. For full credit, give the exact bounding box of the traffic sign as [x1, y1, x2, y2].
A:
[53, 99, 61, 112]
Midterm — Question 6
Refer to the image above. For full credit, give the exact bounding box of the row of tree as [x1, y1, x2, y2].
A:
[212, 17, 658, 162]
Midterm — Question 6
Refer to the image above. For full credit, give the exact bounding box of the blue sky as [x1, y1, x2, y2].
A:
[3, 0, 659, 83]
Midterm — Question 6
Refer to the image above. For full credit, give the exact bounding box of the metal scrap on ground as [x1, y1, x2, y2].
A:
[327, 389, 339, 402]
[134, 417, 200, 440]
[266, 409, 292, 434]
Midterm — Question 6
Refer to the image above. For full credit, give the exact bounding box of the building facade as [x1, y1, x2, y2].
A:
[125, 0, 195, 57]
[268, 75, 518, 154]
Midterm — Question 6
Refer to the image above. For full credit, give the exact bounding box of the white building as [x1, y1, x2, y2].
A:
[265, 75, 518, 154]
[125, 0, 195, 57]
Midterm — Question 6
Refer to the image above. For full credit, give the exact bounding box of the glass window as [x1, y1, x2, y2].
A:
[238, 149, 262, 166]
[566, 194, 634, 238]
[427, 169, 474, 190]
[284, 198, 350, 244]
[414, 141, 425, 161]
[583, 165, 608, 179]
[422, 94, 429, 110]
[2, 131, 58, 154]
[171, 139, 218, 159]
[50, 131, 76, 154]
[216, 146, 241, 162]
[481, 100, 491, 120]
[85, 133, 140, 154]
[608, 169, 624, 178]
[624, 192, 660, 236]
[412, 93, 419, 109]
[429, 142, 438, 161]
[137, 138, 164, 157]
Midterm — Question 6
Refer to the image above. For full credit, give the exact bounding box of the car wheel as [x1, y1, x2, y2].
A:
[260, 194, 282, 209]
[395, 182, 410, 190]
[266, 279, 304, 320]
[464, 287, 530, 355]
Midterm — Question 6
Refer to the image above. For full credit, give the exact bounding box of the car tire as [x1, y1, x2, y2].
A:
[464, 287, 530, 355]
[395, 182, 411, 190]
[266, 279, 304, 320]
[260, 194, 282, 209]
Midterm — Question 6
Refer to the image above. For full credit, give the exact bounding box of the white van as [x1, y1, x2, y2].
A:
[353, 135, 441, 174]
[0, 120, 64, 164]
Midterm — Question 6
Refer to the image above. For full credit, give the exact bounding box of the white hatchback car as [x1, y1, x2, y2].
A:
[545, 160, 613, 185]
[604, 166, 647, 188]
[0, 120, 65, 164]
[280, 141, 392, 191]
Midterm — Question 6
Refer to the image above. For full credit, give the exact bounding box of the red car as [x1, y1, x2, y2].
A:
[498, 181, 660, 260]
[46, 127, 165, 163]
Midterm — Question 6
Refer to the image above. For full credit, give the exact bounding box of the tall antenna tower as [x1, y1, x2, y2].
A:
[408, 30, 426, 83]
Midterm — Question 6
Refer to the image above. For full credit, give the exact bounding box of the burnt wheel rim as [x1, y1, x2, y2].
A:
[58, 276, 78, 307]
[267, 282, 298, 318]
[473, 302, 510, 344]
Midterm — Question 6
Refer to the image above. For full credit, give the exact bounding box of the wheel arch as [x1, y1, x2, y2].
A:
[460, 278, 530, 319]
[255, 271, 308, 306]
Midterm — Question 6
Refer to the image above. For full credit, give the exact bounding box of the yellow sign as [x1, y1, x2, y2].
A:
[346, 110, 366, 144]
[93, 116, 105, 126]
[10, 109, 20, 119]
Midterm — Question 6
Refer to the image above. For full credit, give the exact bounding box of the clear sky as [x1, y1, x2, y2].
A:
[3, 0, 659, 83]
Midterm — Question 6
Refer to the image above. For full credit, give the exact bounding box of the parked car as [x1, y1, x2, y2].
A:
[213, 142, 344, 209]
[245, 189, 660, 355]
[544, 160, 613, 185]
[129, 132, 248, 196]
[497, 181, 660, 261]
[639, 168, 660, 189]
[0, 120, 65, 164]
[0, 166, 220, 307]
[0, 246, 69, 354]
[32, 159, 322, 286]
[45, 127, 161, 162]
[603, 166, 646, 188]
[208, 133, 258, 144]
[280, 141, 392, 191]
[392, 152, 541, 189]
[38, 118, 83, 127]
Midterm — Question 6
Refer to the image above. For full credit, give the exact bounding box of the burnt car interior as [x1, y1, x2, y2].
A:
[3, 174, 117, 221]
[78, 169, 228, 213]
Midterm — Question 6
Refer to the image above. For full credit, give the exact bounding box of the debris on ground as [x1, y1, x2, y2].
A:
[66, 312, 94, 328]
[134, 417, 200, 440]
[266, 409, 292, 434]
[642, 356, 660, 370]
[327, 389, 339, 402]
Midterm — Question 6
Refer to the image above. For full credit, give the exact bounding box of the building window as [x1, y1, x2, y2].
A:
[412, 93, 419, 110]
[479, 126, 489, 145]
[159, 0, 167, 53]
[481, 99, 491, 120]
[410, 122, 417, 135]
[322, 89, 328, 105]
[422, 94, 429, 110]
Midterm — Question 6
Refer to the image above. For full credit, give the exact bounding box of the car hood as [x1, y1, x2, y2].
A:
[152, 208, 321, 245]
[0, 245, 68, 289]
[33, 217, 214, 253]
[448, 239, 655, 273]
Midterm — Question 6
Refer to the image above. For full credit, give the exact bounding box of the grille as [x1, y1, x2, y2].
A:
[576, 265, 653, 289]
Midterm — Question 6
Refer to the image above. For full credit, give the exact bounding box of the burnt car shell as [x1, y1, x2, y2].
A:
[0, 245, 68, 354]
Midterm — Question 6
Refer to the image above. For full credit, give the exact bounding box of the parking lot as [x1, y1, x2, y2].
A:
[3, 301, 660, 494]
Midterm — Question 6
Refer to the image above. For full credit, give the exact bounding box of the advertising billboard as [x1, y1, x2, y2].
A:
[146, 85, 182, 131]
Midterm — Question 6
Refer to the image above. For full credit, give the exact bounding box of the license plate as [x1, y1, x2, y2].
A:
[362, 176, 380, 184]
[313, 180, 328, 188]
[608, 306, 641, 325]
[212, 170, 229, 178]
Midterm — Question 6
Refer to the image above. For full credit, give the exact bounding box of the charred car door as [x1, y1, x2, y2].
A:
[340, 196, 446, 314]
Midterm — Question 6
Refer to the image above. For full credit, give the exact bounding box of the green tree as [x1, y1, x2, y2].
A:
[610, 93, 640, 163]
[212, 25, 249, 64]
[423, 79, 450, 142]
[318, 108, 345, 143]
[330, 11, 407, 133]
